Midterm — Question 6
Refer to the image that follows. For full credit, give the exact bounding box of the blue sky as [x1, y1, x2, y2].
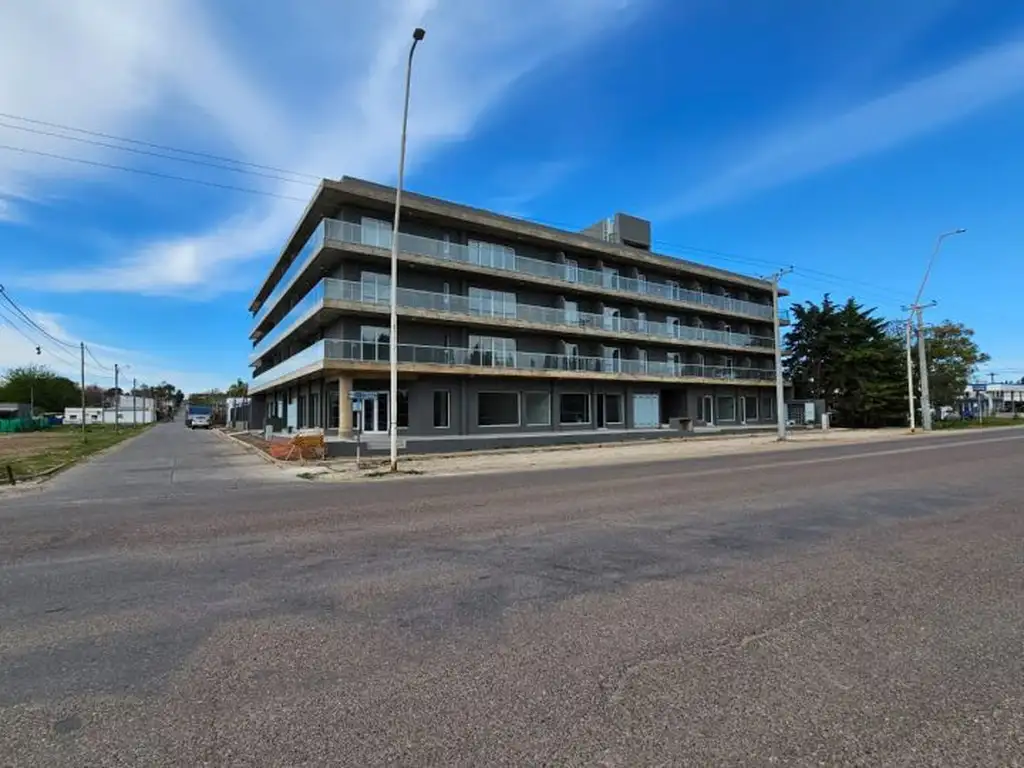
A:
[1, 0, 1023, 392]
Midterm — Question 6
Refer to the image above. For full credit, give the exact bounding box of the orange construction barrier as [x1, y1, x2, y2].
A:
[269, 432, 325, 461]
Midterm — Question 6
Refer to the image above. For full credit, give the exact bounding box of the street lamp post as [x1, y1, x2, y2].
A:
[389, 27, 426, 473]
[911, 228, 966, 431]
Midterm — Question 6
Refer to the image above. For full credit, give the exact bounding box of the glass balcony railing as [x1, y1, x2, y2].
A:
[251, 217, 780, 329]
[320, 219, 777, 320]
[251, 338, 776, 391]
[250, 277, 777, 364]
[251, 282, 326, 361]
[254, 221, 327, 327]
[250, 339, 328, 391]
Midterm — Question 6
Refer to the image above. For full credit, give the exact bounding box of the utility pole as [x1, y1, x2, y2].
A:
[904, 317, 915, 432]
[915, 304, 934, 430]
[904, 301, 937, 430]
[113, 364, 120, 432]
[909, 228, 966, 431]
[989, 372, 997, 385]
[29, 385, 34, 419]
[79, 342, 86, 440]
[769, 267, 793, 440]
[133, 377, 138, 427]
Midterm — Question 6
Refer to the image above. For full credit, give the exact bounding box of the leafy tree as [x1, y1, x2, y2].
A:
[0, 365, 81, 413]
[226, 378, 248, 397]
[188, 389, 224, 406]
[917, 321, 989, 408]
[785, 295, 907, 427]
[83, 384, 105, 406]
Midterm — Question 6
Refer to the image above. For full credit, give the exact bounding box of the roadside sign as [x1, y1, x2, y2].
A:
[972, 383, 988, 392]
[349, 391, 372, 402]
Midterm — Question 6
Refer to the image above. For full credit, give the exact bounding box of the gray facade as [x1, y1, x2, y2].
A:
[246, 177, 786, 447]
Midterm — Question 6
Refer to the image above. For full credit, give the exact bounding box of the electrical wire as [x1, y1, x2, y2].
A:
[0, 144, 309, 202]
[0, 111, 322, 181]
[0, 110, 924, 306]
[0, 285, 79, 350]
[84, 345, 113, 372]
[0, 304, 78, 367]
[0, 286, 114, 372]
[0, 120, 315, 186]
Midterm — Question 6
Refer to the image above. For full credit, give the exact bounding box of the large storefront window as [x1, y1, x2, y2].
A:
[477, 392, 520, 427]
[560, 393, 591, 424]
[716, 395, 736, 422]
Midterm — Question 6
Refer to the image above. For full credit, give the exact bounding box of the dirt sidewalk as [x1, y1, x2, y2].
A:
[300, 427, 931, 482]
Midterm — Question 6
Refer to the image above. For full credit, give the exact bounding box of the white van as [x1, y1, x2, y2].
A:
[189, 413, 212, 429]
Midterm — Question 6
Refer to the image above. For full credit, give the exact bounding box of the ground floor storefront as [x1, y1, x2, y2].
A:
[250, 374, 781, 454]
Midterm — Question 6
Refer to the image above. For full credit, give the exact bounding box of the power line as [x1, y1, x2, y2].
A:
[0, 111, 322, 181]
[0, 120, 316, 186]
[84, 344, 113, 372]
[0, 144, 309, 202]
[0, 304, 78, 366]
[0, 112, 934, 306]
[0, 286, 116, 373]
[0, 285, 78, 350]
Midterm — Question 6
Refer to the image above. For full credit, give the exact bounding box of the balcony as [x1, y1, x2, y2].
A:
[250, 338, 776, 393]
[250, 278, 776, 365]
[253, 218, 780, 333]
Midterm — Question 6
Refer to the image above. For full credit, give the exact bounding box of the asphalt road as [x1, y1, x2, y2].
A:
[2, 426, 1024, 766]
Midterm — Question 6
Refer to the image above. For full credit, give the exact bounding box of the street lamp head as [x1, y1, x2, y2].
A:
[413, 27, 426, 41]
[954, 228, 967, 234]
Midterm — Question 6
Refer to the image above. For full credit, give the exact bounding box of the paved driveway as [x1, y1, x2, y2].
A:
[20, 422, 287, 503]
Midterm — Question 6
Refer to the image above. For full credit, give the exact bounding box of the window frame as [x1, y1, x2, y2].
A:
[716, 395, 737, 422]
[744, 395, 759, 422]
[476, 391, 521, 428]
[559, 392, 592, 425]
[524, 391, 552, 427]
[605, 393, 624, 425]
[432, 390, 451, 429]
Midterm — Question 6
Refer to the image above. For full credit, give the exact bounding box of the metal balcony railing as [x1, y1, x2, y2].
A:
[251, 338, 776, 391]
[250, 277, 777, 364]
[252, 217, 781, 329]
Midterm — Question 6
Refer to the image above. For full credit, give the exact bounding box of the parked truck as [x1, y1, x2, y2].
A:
[185, 404, 212, 429]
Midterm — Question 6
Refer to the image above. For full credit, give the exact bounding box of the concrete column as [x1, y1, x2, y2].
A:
[338, 376, 353, 436]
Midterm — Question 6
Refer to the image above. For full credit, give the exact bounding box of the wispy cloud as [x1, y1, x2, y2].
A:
[485, 159, 579, 218]
[655, 35, 1024, 218]
[0, 307, 219, 392]
[3, 0, 641, 296]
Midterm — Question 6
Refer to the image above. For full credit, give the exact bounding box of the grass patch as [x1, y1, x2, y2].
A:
[0, 424, 152, 483]
[934, 418, 1024, 430]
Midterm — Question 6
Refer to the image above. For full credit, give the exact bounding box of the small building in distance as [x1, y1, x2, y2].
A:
[0, 403, 33, 421]
[64, 398, 157, 426]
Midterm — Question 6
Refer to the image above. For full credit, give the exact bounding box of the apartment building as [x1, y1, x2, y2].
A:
[247, 177, 788, 452]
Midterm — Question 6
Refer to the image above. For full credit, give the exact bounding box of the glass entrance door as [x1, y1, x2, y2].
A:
[353, 392, 389, 433]
[702, 395, 714, 425]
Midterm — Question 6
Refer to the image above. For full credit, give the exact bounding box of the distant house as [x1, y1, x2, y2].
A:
[64, 399, 157, 425]
[0, 403, 32, 421]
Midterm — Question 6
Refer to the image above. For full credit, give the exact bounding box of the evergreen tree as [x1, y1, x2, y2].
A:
[785, 296, 907, 427]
